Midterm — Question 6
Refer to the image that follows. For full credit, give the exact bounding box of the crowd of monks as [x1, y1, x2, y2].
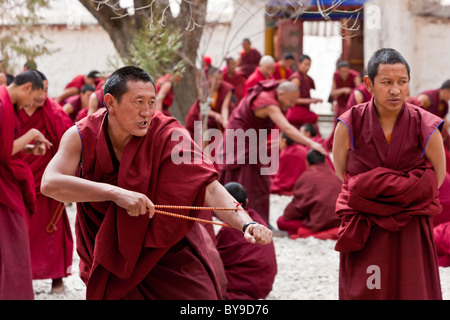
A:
[1, 38, 450, 300]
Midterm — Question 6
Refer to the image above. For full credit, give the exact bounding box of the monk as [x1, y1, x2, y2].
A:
[223, 56, 246, 104]
[62, 84, 96, 122]
[333, 48, 445, 300]
[273, 53, 294, 81]
[417, 80, 450, 168]
[270, 132, 308, 195]
[286, 54, 322, 129]
[216, 182, 277, 300]
[346, 82, 372, 109]
[277, 150, 342, 239]
[236, 38, 262, 78]
[40, 66, 272, 300]
[0, 71, 52, 300]
[155, 72, 182, 116]
[185, 67, 234, 138]
[243, 55, 275, 97]
[55, 70, 100, 104]
[18, 70, 74, 294]
[219, 79, 327, 224]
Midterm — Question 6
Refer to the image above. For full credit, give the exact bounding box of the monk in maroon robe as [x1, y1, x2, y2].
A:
[417, 80, 450, 171]
[277, 150, 341, 239]
[55, 70, 100, 105]
[270, 132, 308, 195]
[216, 182, 277, 300]
[243, 55, 275, 97]
[41, 66, 272, 300]
[62, 84, 95, 122]
[155, 73, 181, 116]
[18, 71, 74, 294]
[223, 57, 247, 105]
[185, 68, 234, 138]
[0, 71, 51, 300]
[286, 55, 322, 130]
[219, 79, 327, 224]
[237, 38, 262, 78]
[273, 53, 294, 81]
[333, 48, 446, 300]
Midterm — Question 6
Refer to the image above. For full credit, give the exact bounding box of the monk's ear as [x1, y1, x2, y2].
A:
[364, 75, 373, 94]
[104, 93, 116, 115]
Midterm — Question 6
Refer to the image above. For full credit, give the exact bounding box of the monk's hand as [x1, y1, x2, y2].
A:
[30, 128, 53, 150]
[114, 188, 155, 218]
[243, 222, 272, 245]
[310, 140, 327, 156]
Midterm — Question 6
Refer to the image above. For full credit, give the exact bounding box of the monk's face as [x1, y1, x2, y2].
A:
[33, 80, 48, 107]
[108, 80, 156, 137]
[338, 66, 350, 81]
[367, 63, 409, 114]
[298, 59, 311, 75]
[278, 89, 299, 111]
[18, 83, 43, 109]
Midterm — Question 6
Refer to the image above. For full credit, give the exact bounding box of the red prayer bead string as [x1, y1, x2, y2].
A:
[154, 209, 232, 228]
[150, 204, 246, 228]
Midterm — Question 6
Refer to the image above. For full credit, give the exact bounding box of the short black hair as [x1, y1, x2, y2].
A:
[13, 70, 43, 90]
[24, 60, 37, 70]
[281, 132, 295, 146]
[336, 60, 350, 69]
[441, 79, 450, 90]
[283, 53, 295, 60]
[367, 48, 410, 83]
[301, 123, 317, 137]
[224, 182, 247, 206]
[35, 70, 47, 82]
[81, 84, 96, 94]
[299, 54, 311, 63]
[104, 66, 155, 103]
[87, 70, 100, 79]
[306, 149, 325, 165]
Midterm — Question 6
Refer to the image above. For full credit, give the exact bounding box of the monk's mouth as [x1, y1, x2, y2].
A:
[138, 121, 149, 127]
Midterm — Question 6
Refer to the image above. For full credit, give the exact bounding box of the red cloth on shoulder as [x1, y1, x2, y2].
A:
[75, 109, 220, 299]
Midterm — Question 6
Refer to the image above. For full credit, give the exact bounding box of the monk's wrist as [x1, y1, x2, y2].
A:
[242, 221, 258, 234]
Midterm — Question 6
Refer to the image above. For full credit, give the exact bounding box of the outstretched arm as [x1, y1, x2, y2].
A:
[204, 180, 272, 245]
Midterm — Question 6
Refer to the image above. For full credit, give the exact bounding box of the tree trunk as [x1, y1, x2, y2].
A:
[78, 0, 208, 123]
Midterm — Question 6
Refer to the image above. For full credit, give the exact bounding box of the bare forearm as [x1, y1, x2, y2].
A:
[204, 180, 252, 231]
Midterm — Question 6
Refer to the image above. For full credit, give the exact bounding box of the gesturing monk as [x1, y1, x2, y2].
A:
[18, 70, 74, 294]
[41, 66, 272, 300]
[0, 71, 52, 299]
[333, 48, 445, 300]
[219, 79, 327, 225]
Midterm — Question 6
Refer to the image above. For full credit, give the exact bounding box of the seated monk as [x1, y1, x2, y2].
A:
[216, 182, 277, 300]
[62, 84, 95, 122]
[277, 150, 342, 239]
[270, 132, 307, 195]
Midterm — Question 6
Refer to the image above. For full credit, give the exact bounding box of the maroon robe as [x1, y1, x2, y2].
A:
[273, 62, 292, 80]
[286, 71, 318, 129]
[219, 80, 281, 223]
[223, 70, 246, 104]
[243, 67, 274, 97]
[239, 48, 262, 78]
[346, 83, 372, 109]
[419, 89, 449, 119]
[280, 162, 342, 234]
[0, 85, 35, 299]
[185, 81, 234, 138]
[433, 173, 450, 267]
[155, 73, 174, 116]
[336, 99, 444, 300]
[18, 97, 74, 280]
[65, 94, 83, 122]
[216, 208, 277, 300]
[270, 143, 308, 195]
[333, 69, 360, 118]
[75, 109, 222, 300]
